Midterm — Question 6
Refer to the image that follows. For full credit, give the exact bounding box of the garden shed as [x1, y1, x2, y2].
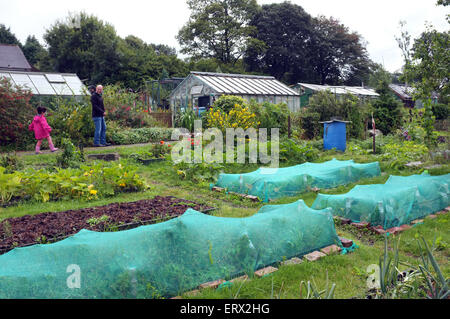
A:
[388, 84, 439, 108]
[169, 71, 301, 118]
[294, 83, 379, 107]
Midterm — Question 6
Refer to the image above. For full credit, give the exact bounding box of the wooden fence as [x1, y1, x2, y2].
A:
[149, 112, 172, 127]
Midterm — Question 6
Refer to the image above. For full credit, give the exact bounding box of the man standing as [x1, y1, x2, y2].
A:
[90, 85, 110, 147]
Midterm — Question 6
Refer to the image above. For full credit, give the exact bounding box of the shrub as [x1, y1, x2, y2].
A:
[248, 100, 290, 136]
[0, 153, 23, 173]
[432, 103, 449, 120]
[213, 95, 246, 113]
[55, 138, 85, 169]
[102, 84, 158, 128]
[381, 141, 429, 169]
[46, 98, 94, 147]
[298, 109, 321, 139]
[205, 103, 259, 133]
[279, 138, 319, 163]
[107, 127, 175, 145]
[0, 77, 34, 149]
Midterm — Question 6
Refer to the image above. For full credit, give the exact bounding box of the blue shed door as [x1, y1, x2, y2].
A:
[323, 122, 346, 152]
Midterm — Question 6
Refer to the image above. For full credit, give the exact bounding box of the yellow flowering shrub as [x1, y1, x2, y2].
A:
[206, 103, 259, 132]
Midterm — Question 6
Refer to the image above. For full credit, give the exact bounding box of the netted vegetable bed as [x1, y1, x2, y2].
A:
[0, 196, 214, 254]
[0, 199, 341, 298]
[213, 158, 381, 202]
[312, 173, 450, 229]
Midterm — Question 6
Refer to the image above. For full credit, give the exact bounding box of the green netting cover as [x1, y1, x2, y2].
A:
[214, 159, 381, 202]
[312, 173, 450, 229]
[0, 200, 341, 299]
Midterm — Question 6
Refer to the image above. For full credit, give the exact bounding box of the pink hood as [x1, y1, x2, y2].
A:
[29, 114, 52, 140]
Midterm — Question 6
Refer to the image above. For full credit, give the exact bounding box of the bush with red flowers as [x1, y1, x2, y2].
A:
[0, 77, 35, 149]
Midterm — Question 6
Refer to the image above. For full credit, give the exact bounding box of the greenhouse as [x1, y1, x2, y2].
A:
[213, 159, 381, 202]
[169, 71, 301, 117]
[0, 200, 341, 298]
[311, 173, 450, 229]
[0, 70, 86, 96]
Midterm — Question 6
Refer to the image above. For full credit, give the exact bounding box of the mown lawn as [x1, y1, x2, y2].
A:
[1, 143, 449, 299]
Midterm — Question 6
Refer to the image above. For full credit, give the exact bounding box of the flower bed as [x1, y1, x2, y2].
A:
[0, 196, 214, 254]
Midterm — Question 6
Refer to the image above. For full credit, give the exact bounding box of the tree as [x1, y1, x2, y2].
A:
[405, 27, 449, 145]
[0, 24, 21, 47]
[177, 0, 259, 65]
[44, 12, 122, 85]
[22, 35, 53, 71]
[308, 16, 373, 85]
[371, 80, 404, 135]
[244, 2, 314, 83]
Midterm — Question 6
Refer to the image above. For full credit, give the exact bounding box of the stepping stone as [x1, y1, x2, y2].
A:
[254, 266, 278, 277]
[436, 210, 447, 215]
[199, 279, 226, 290]
[212, 186, 225, 192]
[351, 221, 370, 228]
[339, 237, 353, 248]
[281, 257, 303, 266]
[320, 245, 342, 255]
[445, 207, 450, 212]
[426, 214, 437, 219]
[87, 153, 119, 161]
[304, 251, 326, 262]
[229, 275, 248, 283]
[411, 219, 424, 225]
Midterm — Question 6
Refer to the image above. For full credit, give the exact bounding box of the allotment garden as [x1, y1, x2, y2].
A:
[0, 81, 448, 299]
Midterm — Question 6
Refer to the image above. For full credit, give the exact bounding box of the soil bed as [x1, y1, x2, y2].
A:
[0, 196, 214, 254]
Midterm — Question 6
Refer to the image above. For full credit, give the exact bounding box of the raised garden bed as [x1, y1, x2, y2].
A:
[0, 196, 214, 255]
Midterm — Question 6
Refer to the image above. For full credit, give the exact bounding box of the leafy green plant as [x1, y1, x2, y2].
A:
[379, 234, 400, 295]
[174, 162, 223, 184]
[279, 138, 319, 163]
[381, 141, 429, 169]
[416, 236, 449, 299]
[177, 108, 199, 133]
[299, 271, 336, 299]
[55, 138, 85, 169]
[0, 153, 23, 173]
[0, 167, 22, 203]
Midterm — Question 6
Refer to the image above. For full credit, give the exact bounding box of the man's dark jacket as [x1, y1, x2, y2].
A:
[91, 92, 105, 118]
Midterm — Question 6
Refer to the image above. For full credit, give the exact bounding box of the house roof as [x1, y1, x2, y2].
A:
[0, 70, 86, 96]
[297, 83, 379, 97]
[184, 71, 299, 96]
[0, 44, 33, 71]
[388, 84, 439, 100]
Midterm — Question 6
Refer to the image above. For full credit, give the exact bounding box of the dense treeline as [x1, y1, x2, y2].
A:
[0, 2, 376, 90]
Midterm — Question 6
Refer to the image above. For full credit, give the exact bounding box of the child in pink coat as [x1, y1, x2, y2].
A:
[28, 107, 58, 154]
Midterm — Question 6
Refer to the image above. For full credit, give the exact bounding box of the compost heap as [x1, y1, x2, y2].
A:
[214, 158, 381, 202]
[0, 200, 341, 298]
[312, 173, 450, 229]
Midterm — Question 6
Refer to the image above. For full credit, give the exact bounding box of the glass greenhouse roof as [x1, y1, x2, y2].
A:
[0, 70, 86, 96]
[189, 72, 299, 96]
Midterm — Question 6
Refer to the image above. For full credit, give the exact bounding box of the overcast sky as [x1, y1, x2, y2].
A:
[0, 0, 448, 73]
